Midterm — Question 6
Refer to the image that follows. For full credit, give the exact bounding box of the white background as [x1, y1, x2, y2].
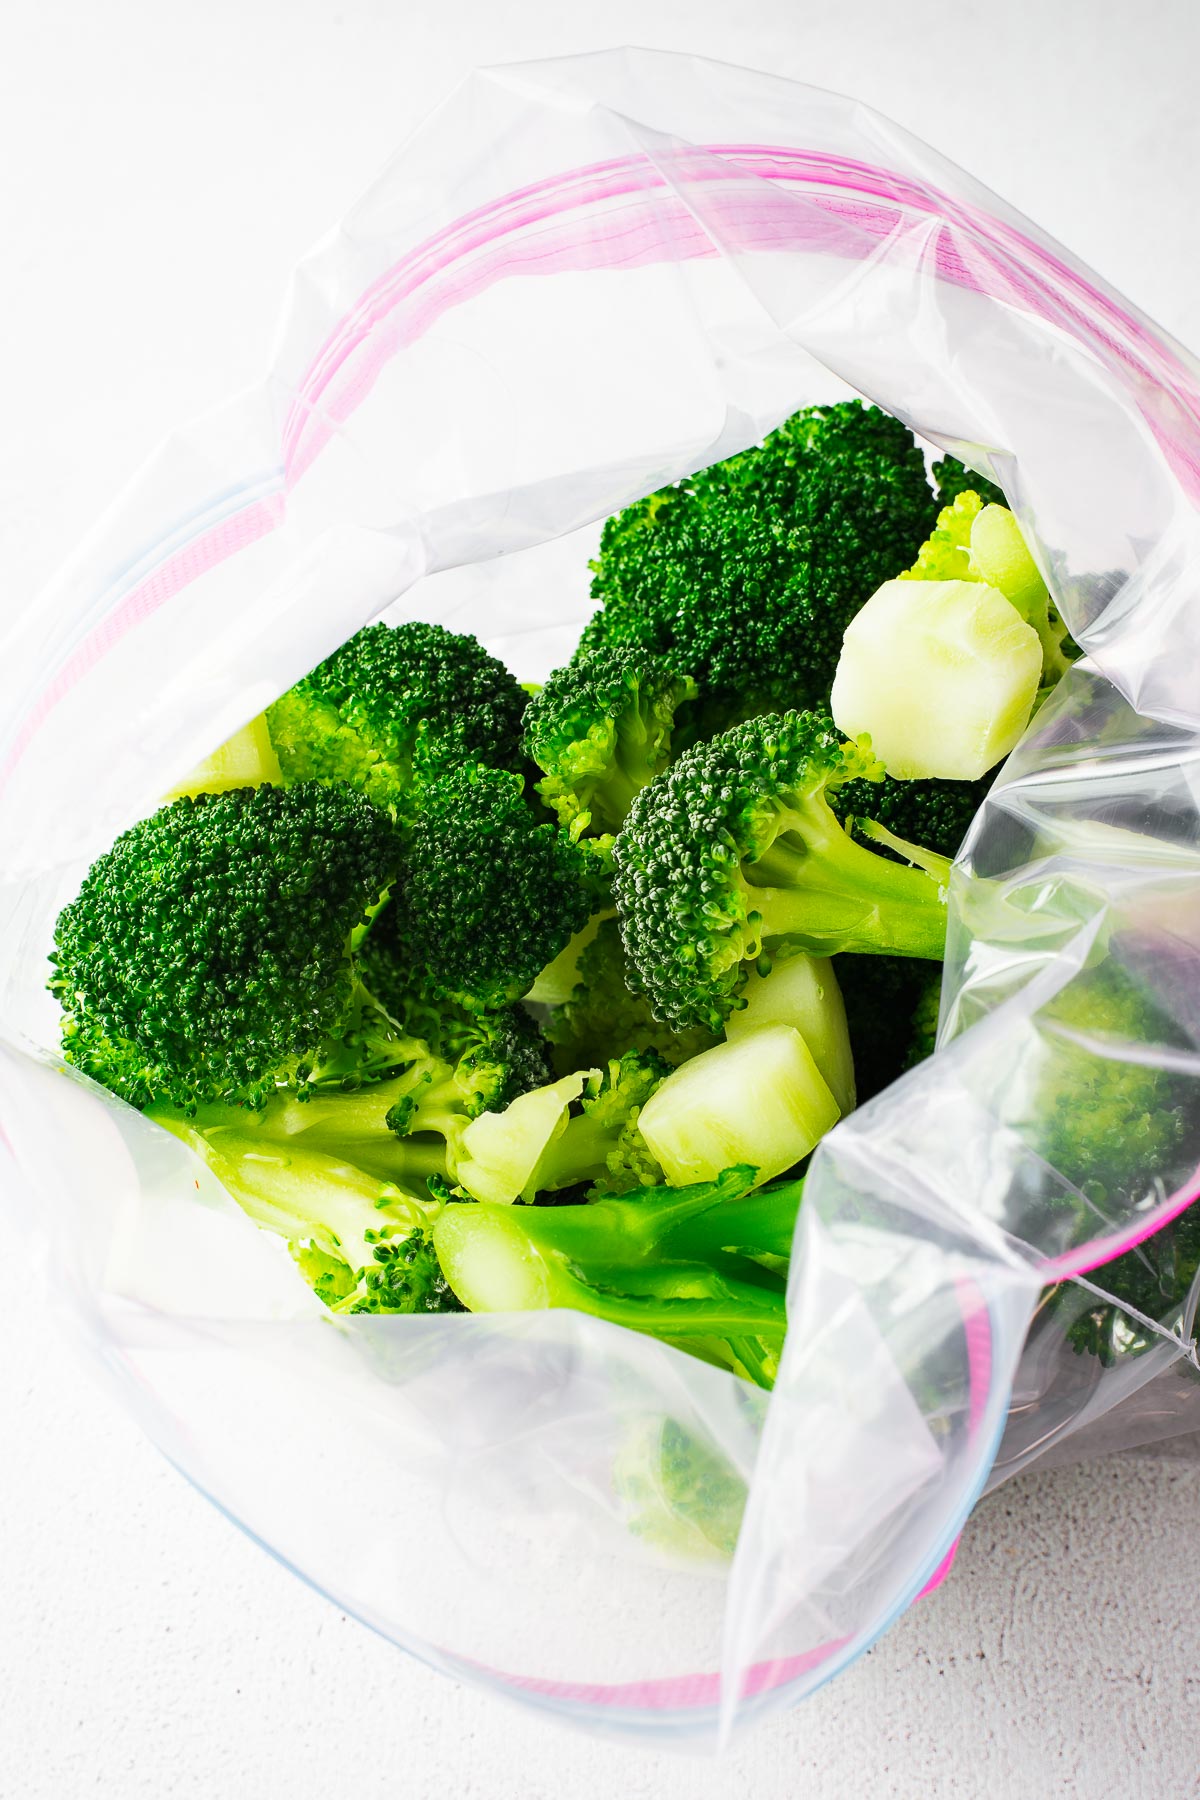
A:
[2, 1, 1199, 1793]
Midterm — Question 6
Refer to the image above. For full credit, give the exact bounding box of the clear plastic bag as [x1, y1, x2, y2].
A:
[2, 47, 1199, 1748]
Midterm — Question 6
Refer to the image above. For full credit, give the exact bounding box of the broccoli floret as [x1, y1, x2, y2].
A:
[613, 1415, 749, 1563]
[349, 1228, 465, 1316]
[50, 784, 411, 1113]
[546, 916, 720, 1073]
[581, 401, 937, 736]
[384, 763, 601, 1012]
[453, 1049, 669, 1203]
[266, 621, 527, 816]
[384, 1007, 553, 1140]
[612, 711, 949, 1035]
[638, 1025, 842, 1187]
[904, 972, 943, 1069]
[157, 1010, 550, 1306]
[932, 455, 1006, 509]
[522, 647, 697, 838]
[179, 1007, 548, 1183]
[1014, 958, 1197, 1366]
[1015, 962, 1189, 1210]
[1063, 1202, 1200, 1365]
[433, 1165, 802, 1387]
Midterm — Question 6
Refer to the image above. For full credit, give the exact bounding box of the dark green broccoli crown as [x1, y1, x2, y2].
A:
[1064, 1201, 1200, 1364]
[612, 711, 891, 1033]
[522, 646, 697, 834]
[50, 784, 401, 1113]
[831, 771, 991, 863]
[582, 402, 935, 733]
[836, 954, 938, 1104]
[932, 455, 1006, 510]
[350, 1229, 465, 1315]
[266, 621, 527, 815]
[391, 763, 599, 1010]
[547, 917, 720, 1073]
[1032, 963, 1189, 1204]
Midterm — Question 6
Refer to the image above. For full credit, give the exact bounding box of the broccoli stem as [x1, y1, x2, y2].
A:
[531, 1109, 622, 1191]
[160, 1121, 433, 1273]
[747, 804, 948, 960]
[558, 1270, 788, 1341]
[433, 1166, 798, 1386]
[657, 1180, 804, 1262]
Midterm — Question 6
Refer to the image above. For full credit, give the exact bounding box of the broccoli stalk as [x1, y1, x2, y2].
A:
[433, 1166, 802, 1387]
[613, 710, 949, 1034]
[156, 1112, 455, 1312]
[724, 952, 856, 1114]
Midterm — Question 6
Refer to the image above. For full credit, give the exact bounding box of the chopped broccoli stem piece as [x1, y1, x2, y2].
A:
[639, 1026, 840, 1186]
[725, 952, 855, 1114]
[830, 577, 1042, 779]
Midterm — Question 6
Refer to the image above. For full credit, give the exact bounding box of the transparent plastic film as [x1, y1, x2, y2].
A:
[1, 48, 1199, 1748]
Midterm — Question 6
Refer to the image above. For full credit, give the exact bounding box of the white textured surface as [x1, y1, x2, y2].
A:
[1, 0, 1198, 1791]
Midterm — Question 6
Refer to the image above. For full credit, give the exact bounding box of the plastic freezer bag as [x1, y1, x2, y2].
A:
[2, 48, 1200, 1748]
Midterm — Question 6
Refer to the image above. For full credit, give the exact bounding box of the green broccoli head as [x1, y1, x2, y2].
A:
[612, 710, 949, 1035]
[1025, 962, 1188, 1207]
[1063, 1202, 1200, 1365]
[50, 783, 407, 1113]
[388, 762, 601, 1011]
[522, 646, 697, 837]
[580, 401, 937, 737]
[265, 621, 527, 816]
[546, 916, 720, 1074]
